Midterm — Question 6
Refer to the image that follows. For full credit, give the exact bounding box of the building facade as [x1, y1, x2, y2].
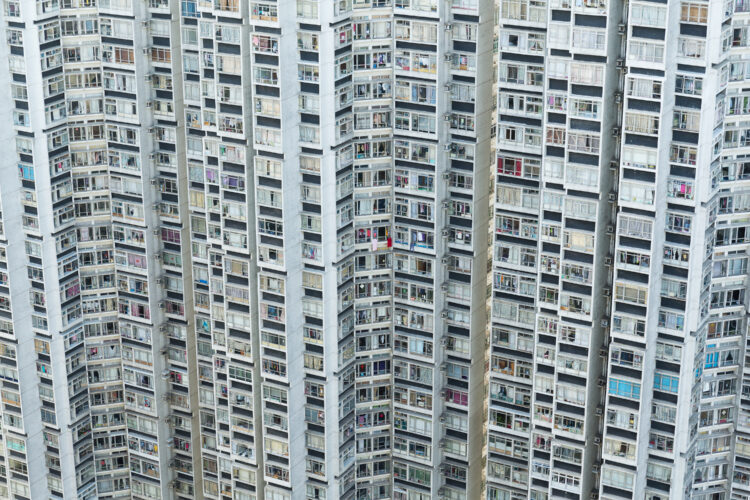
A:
[0, 0, 490, 499]
[490, 0, 619, 497]
[0, 0, 747, 499]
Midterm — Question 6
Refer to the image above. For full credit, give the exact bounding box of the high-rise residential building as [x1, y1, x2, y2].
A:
[0, 0, 492, 499]
[601, 1, 746, 500]
[491, 1, 750, 500]
[0, 0, 746, 499]
[491, 0, 619, 496]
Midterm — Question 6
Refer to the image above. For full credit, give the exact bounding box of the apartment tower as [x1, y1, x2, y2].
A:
[1, 0, 747, 499]
[491, 0, 750, 498]
[0, 0, 492, 499]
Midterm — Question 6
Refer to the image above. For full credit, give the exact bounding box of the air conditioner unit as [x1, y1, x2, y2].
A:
[614, 92, 623, 104]
[160, 347, 168, 355]
[603, 287, 611, 297]
[617, 23, 626, 33]
[146, 100, 153, 108]
[593, 436, 602, 444]
[442, 229, 450, 237]
[440, 283, 448, 292]
[444, 83, 452, 91]
[443, 144, 452, 151]
[442, 172, 451, 180]
[155, 277, 163, 285]
[152, 202, 160, 211]
[441, 257, 450, 264]
[445, 23, 452, 31]
[595, 406, 604, 416]
[606, 225, 614, 234]
[159, 325, 168, 333]
[601, 319, 609, 328]
[604, 257, 613, 266]
[611, 127, 621, 137]
[444, 53, 453, 61]
[443, 113, 452, 121]
[608, 192, 617, 202]
[616, 58, 625, 68]
[142, 48, 151, 55]
[599, 348, 608, 357]
[158, 301, 166, 310]
[161, 369, 170, 378]
[442, 201, 450, 209]
[150, 178, 158, 185]
[153, 229, 160, 236]
[609, 160, 618, 170]
[441, 311, 448, 319]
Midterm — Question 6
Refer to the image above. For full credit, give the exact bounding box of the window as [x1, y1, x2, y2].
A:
[649, 433, 674, 453]
[297, 64, 319, 82]
[675, 74, 703, 95]
[253, 66, 278, 85]
[646, 462, 672, 483]
[673, 109, 700, 131]
[652, 403, 677, 424]
[667, 177, 694, 199]
[628, 40, 665, 63]
[615, 283, 648, 305]
[608, 378, 641, 400]
[678, 37, 705, 58]
[666, 213, 691, 233]
[252, 2, 278, 20]
[297, 0, 318, 19]
[681, 2, 708, 23]
[501, 0, 545, 21]
[607, 409, 638, 430]
[572, 28, 605, 50]
[659, 311, 685, 331]
[602, 468, 634, 490]
[611, 348, 643, 369]
[630, 3, 667, 26]
[620, 181, 655, 205]
[653, 373, 679, 393]
[625, 112, 659, 134]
